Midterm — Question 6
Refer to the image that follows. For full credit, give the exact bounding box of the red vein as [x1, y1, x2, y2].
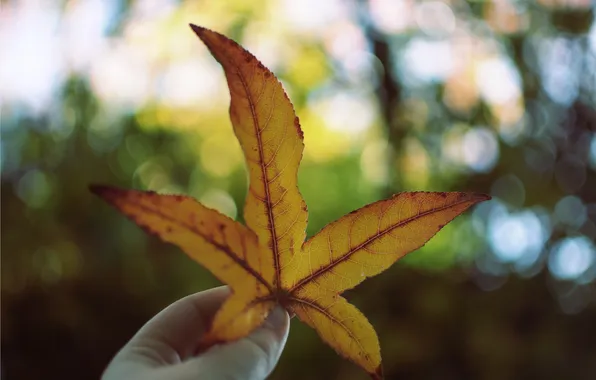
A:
[266, 124, 299, 184]
[258, 83, 277, 134]
[235, 67, 283, 289]
[289, 296, 370, 363]
[289, 196, 480, 293]
[275, 209, 303, 241]
[102, 191, 273, 293]
[270, 187, 289, 209]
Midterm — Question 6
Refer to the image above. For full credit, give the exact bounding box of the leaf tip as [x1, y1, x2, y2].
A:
[189, 23, 204, 36]
[472, 193, 492, 202]
[89, 184, 128, 202]
[370, 364, 384, 380]
[89, 184, 109, 197]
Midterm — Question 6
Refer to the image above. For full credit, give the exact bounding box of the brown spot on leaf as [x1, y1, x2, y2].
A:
[140, 225, 158, 237]
[294, 116, 304, 139]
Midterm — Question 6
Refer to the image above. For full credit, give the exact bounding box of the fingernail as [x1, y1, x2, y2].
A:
[266, 306, 288, 330]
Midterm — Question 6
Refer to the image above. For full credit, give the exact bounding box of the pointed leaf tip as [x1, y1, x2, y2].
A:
[371, 364, 384, 380]
[89, 184, 138, 199]
[189, 23, 204, 35]
[472, 193, 491, 202]
[89, 184, 110, 196]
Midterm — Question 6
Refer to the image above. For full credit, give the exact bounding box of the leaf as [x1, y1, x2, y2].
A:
[194, 25, 308, 290]
[91, 25, 490, 379]
[289, 293, 382, 377]
[288, 192, 489, 295]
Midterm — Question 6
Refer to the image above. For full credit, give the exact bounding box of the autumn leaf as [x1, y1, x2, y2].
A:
[90, 24, 490, 379]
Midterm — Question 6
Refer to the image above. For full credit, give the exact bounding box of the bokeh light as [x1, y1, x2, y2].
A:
[462, 127, 499, 173]
[487, 206, 548, 267]
[554, 196, 587, 229]
[589, 133, 596, 169]
[476, 58, 521, 105]
[548, 236, 595, 281]
[0, 2, 64, 113]
[400, 38, 454, 84]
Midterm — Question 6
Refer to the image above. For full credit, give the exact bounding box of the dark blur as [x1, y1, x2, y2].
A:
[2, 0, 596, 379]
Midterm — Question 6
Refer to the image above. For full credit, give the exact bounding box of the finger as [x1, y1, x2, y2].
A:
[110, 286, 231, 370]
[181, 305, 290, 380]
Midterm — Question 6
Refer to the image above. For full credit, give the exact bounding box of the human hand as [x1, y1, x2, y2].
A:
[102, 286, 290, 380]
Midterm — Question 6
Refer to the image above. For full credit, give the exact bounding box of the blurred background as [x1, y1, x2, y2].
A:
[1, 0, 596, 379]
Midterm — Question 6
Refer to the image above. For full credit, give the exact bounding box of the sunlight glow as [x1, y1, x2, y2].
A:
[400, 39, 453, 83]
[488, 207, 548, 266]
[539, 38, 580, 106]
[476, 58, 521, 105]
[0, 2, 64, 113]
[590, 21, 596, 52]
[325, 22, 368, 62]
[63, 0, 114, 71]
[462, 127, 499, 173]
[549, 237, 595, 281]
[280, 0, 346, 34]
[159, 59, 222, 107]
[315, 92, 376, 135]
[369, 0, 412, 34]
[415, 1, 456, 37]
[589, 134, 596, 169]
[90, 43, 152, 108]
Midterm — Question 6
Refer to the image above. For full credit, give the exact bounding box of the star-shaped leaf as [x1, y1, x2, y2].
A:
[91, 25, 490, 379]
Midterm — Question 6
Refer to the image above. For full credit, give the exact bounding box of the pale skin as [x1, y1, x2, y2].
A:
[102, 286, 290, 380]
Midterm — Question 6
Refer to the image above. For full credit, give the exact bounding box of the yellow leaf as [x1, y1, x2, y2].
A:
[289, 293, 382, 378]
[89, 186, 275, 344]
[190, 24, 308, 290]
[200, 292, 275, 350]
[288, 192, 488, 294]
[91, 26, 491, 378]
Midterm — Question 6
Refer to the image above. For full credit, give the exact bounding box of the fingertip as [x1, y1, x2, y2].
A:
[119, 286, 232, 363]
[187, 306, 290, 379]
[262, 306, 290, 340]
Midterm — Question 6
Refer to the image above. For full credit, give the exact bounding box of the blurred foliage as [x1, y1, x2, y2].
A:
[1, 0, 596, 379]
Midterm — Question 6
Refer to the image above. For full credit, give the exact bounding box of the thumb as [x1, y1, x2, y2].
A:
[188, 305, 290, 380]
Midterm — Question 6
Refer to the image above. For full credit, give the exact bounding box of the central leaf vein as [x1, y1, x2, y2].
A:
[235, 67, 282, 289]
